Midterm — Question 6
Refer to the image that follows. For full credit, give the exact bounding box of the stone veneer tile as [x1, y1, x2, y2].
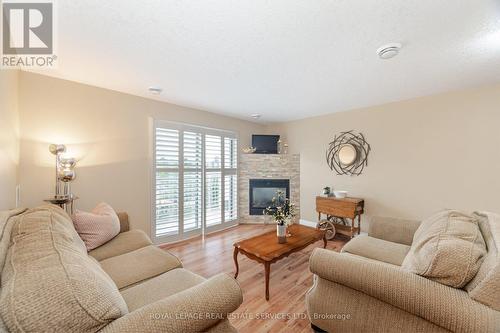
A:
[239, 154, 300, 224]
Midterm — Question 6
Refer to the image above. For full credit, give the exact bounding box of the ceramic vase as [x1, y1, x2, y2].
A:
[277, 224, 287, 244]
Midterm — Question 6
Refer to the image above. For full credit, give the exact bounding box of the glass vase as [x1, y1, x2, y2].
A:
[277, 224, 287, 244]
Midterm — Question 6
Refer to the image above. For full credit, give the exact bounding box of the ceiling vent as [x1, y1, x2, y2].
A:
[148, 86, 163, 95]
[376, 43, 402, 60]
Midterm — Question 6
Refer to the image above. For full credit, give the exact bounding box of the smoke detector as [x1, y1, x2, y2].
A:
[148, 86, 163, 95]
[376, 43, 402, 60]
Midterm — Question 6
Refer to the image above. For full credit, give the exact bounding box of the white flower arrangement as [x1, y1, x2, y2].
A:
[263, 190, 296, 226]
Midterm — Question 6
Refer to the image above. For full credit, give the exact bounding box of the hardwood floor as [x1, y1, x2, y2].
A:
[161, 224, 348, 333]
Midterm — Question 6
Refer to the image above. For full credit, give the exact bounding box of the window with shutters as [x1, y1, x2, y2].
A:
[153, 121, 238, 242]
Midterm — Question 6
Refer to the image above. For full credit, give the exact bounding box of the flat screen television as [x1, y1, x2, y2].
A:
[252, 135, 280, 154]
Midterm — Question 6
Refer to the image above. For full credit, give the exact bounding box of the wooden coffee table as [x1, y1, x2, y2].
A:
[233, 224, 326, 300]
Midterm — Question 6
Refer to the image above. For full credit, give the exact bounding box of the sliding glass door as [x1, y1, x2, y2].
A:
[153, 121, 238, 243]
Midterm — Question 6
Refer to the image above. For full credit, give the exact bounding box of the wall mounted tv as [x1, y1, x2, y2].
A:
[252, 135, 280, 154]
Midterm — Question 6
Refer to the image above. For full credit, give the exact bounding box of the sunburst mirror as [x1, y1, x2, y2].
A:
[326, 131, 371, 176]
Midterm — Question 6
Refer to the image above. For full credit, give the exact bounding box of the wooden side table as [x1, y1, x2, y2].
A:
[316, 196, 364, 238]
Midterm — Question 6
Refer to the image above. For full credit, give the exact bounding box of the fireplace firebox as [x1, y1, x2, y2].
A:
[249, 179, 290, 215]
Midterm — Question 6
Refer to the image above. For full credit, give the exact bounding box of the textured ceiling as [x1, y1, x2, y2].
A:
[30, 0, 500, 122]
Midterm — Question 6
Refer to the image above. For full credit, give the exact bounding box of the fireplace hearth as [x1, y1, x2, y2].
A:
[249, 179, 290, 215]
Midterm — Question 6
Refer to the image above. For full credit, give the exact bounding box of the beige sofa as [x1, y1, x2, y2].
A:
[306, 214, 500, 333]
[0, 205, 242, 332]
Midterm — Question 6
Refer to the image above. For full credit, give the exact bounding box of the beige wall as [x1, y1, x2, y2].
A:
[267, 84, 500, 229]
[0, 70, 19, 210]
[18, 71, 265, 235]
[13, 70, 500, 235]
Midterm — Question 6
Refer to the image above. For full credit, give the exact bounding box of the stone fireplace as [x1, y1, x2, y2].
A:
[239, 154, 299, 224]
[249, 178, 290, 215]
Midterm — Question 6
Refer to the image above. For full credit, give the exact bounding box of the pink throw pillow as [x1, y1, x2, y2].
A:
[71, 202, 120, 251]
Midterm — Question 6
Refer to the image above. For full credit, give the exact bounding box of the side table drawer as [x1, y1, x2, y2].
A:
[316, 197, 364, 219]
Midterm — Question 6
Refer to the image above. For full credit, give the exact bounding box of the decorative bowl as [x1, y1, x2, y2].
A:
[242, 147, 256, 154]
[333, 190, 348, 198]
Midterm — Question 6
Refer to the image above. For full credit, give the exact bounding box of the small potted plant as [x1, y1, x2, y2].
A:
[264, 190, 296, 244]
[322, 186, 331, 196]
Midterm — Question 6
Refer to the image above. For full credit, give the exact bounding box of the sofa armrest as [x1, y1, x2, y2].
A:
[368, 216, 421, 245]
[309, 249, 499, 333]
[101, 273, 243, 333]
[116, 212, 130, 233]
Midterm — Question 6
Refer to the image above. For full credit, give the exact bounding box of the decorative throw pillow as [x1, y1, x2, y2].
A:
[72, 202, 120, 251]
[401, 210, 486, 288]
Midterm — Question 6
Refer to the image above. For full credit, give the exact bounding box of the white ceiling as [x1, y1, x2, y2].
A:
[31, 0, 500, 123]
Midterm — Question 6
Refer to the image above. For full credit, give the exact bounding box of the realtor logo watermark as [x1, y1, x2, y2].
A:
[2, 0, 57, 68]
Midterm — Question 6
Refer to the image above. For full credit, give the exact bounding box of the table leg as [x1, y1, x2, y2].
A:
[264, 262, 270, 301]
[358, 214, 361, 235]
[233, 247, 239, 279]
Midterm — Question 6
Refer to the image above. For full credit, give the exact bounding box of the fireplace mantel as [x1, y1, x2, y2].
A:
[239, 154, 300, 224]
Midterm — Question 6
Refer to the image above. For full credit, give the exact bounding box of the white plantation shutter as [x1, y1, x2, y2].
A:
[206, 171, 222, 226]
[224, 137, 238, 222]
[155, 128, 179, 237]
[183, 131, 202, 168]
[156, 128, 179, 168]
[183, 131, 202, 232]
[155, 172, 179, 235]
[183, 172, 202, 231]
[205, 135, 222, 226]
[224, 137, 237, 169]
[153, 121, 238, 242]
[224, 174, 237, 221]
[205, 135, 222, 168]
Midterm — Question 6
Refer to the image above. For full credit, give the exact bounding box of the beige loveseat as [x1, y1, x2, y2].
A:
[0, 205, 242, 332]
[306, 213, 500, 333]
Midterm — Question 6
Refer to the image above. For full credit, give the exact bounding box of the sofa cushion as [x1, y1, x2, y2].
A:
[0, 208, 27, 274]
[89, 229, 152, 261]
[0, 205, 128, 332]
[402, 210, 487, 288]
[0, 208, 27, 333]
[341, 235, 411, 266]
[121, 268, 205, 311]
[465, 212, 500, 311]
[100, 245, 182, 289]
[368, 216, 422, 246]
[72, 202, 121, 251]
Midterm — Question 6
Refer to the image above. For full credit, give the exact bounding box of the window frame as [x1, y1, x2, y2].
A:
[152, 119, 238, 244]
